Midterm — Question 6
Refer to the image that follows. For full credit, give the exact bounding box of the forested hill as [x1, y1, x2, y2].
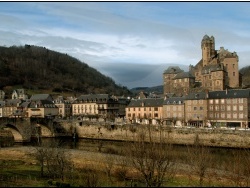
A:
[0, 45, 131, 96]
[240, 65, 250, 88]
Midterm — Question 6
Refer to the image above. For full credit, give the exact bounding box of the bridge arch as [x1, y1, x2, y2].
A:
[4, 124, 23, 142]
[37, 124, 54, 137]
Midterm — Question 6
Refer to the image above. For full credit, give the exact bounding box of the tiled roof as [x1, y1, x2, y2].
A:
[163, 66, 183, 74]
[127, 98, 164, 107]
[163, 96, 185, 105]
[30, 94, 52, 101]
[77, 94, 110, 102]
[173, 72, 195, 79]
[208, 89, 250, 99]
[5, 99, 22, 106]
[29, 100, 57, 108]
[185, 92, 207, 100]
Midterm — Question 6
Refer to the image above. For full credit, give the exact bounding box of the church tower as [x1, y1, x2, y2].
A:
[201, 35, 215, 67]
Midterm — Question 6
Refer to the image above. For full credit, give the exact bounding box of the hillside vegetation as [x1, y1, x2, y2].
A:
[240, 65, 250, 88]
[0, 45, 131, 97]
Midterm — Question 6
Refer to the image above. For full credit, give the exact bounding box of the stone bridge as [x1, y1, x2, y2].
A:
[0, 117, 72, 142]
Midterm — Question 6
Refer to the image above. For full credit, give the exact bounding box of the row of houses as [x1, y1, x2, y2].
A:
[126, 89, 250, 128]
[0, 88, 249, 128]
[0, 91, 130, 120]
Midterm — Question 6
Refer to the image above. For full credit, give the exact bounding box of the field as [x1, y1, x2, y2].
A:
[0, 146, 241, 187]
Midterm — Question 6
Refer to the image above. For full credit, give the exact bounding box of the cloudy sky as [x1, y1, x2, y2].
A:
[1, 2, 250, 89]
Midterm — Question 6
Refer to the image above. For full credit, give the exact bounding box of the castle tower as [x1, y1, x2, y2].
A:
[201, 35, 215, 67]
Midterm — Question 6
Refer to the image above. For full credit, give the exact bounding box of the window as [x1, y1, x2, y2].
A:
[215, 99, 219, 104]
[226, 99, 231, 104]
[210, 113, 213, 118]
[154, 113, 158, 117]
[173, 106, 176, 111]
[154, 107, 158, 111]
[209, 105, 213, 110]
[239, 98, 243, 103]
[239, 105, 243, 111]
[233, 99, 237, 104]
[221, 105, 225, 111]
[239, 113, 243, 119]
[200, 107, 203, 110]
[233, 105, 237, 111]
[221, 99, 225, 104]
[227, 113, 231, 118]
[233, 64, 235, 68]
[215, 106, 219, 111]
[233, 72, 235, 76]
[221, 113, 225, 118]
[227, 105, 231, 111]
[233, 113, 237, 119]
[209, 100, 213, 104]
[194, 107, 197, 110]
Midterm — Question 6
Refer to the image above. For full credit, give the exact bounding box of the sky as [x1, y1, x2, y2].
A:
[1, 2, 250, 89]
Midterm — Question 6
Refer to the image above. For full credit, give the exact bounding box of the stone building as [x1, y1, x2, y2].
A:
[163, 35, 242, 96]
[126, 98, 164, 124]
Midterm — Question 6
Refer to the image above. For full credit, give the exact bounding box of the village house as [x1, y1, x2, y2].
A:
[162, 96, 185, 126]
[72, 94, 120, 119]
[53, 96, 72, 118]
[11, 89, 28, 100]
[208, 89, 250, 128]
[126, 98, 164, 125]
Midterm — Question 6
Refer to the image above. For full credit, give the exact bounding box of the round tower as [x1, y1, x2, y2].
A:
[201, 35, 215, 67]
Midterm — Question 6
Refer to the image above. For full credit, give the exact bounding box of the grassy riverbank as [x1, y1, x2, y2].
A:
[0, 146, 237, 187]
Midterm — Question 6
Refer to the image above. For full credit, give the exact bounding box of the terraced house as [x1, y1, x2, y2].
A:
[208, 89, 250, 128]
[126, 98, 164, 124]
[72, 94, 120, 119]
[162, 96, 185, 126]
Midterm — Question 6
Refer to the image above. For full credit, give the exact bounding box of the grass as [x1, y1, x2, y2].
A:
[0, 158, 233, 187]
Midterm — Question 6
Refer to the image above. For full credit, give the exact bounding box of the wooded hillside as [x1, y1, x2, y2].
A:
[240, 65, 250, 88]
[0, 45, 131, 96]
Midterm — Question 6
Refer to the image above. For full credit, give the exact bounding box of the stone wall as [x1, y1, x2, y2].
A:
[65, 121, 250, 148]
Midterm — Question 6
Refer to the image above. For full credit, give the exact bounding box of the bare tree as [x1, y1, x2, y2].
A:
[224, 148, 250, 187]
[187, 134, 213, 187]
[127, 125, 176, 187]
[31, 131, 73, 181]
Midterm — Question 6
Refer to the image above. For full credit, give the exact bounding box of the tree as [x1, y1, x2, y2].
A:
[127, 125, 176, 187]
[187, 134, 213, 187]
[31, 136, 73, 180]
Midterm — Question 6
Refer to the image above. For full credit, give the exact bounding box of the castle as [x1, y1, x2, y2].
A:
[163, 35, 242, 96]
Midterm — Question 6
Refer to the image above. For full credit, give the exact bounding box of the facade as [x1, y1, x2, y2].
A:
[2, 99, 23, 118]
[72, 94, 120, 118]
[12, 89, 28, 100]
[208, 89, 250, 128]
[54, 96, 72, 118]
[162, 96, 185, 126]
[163, 35, 242, 96]
[27, 100, 59, 118]
[184, 92, 208, 127]
[126, 98, 164, 124]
